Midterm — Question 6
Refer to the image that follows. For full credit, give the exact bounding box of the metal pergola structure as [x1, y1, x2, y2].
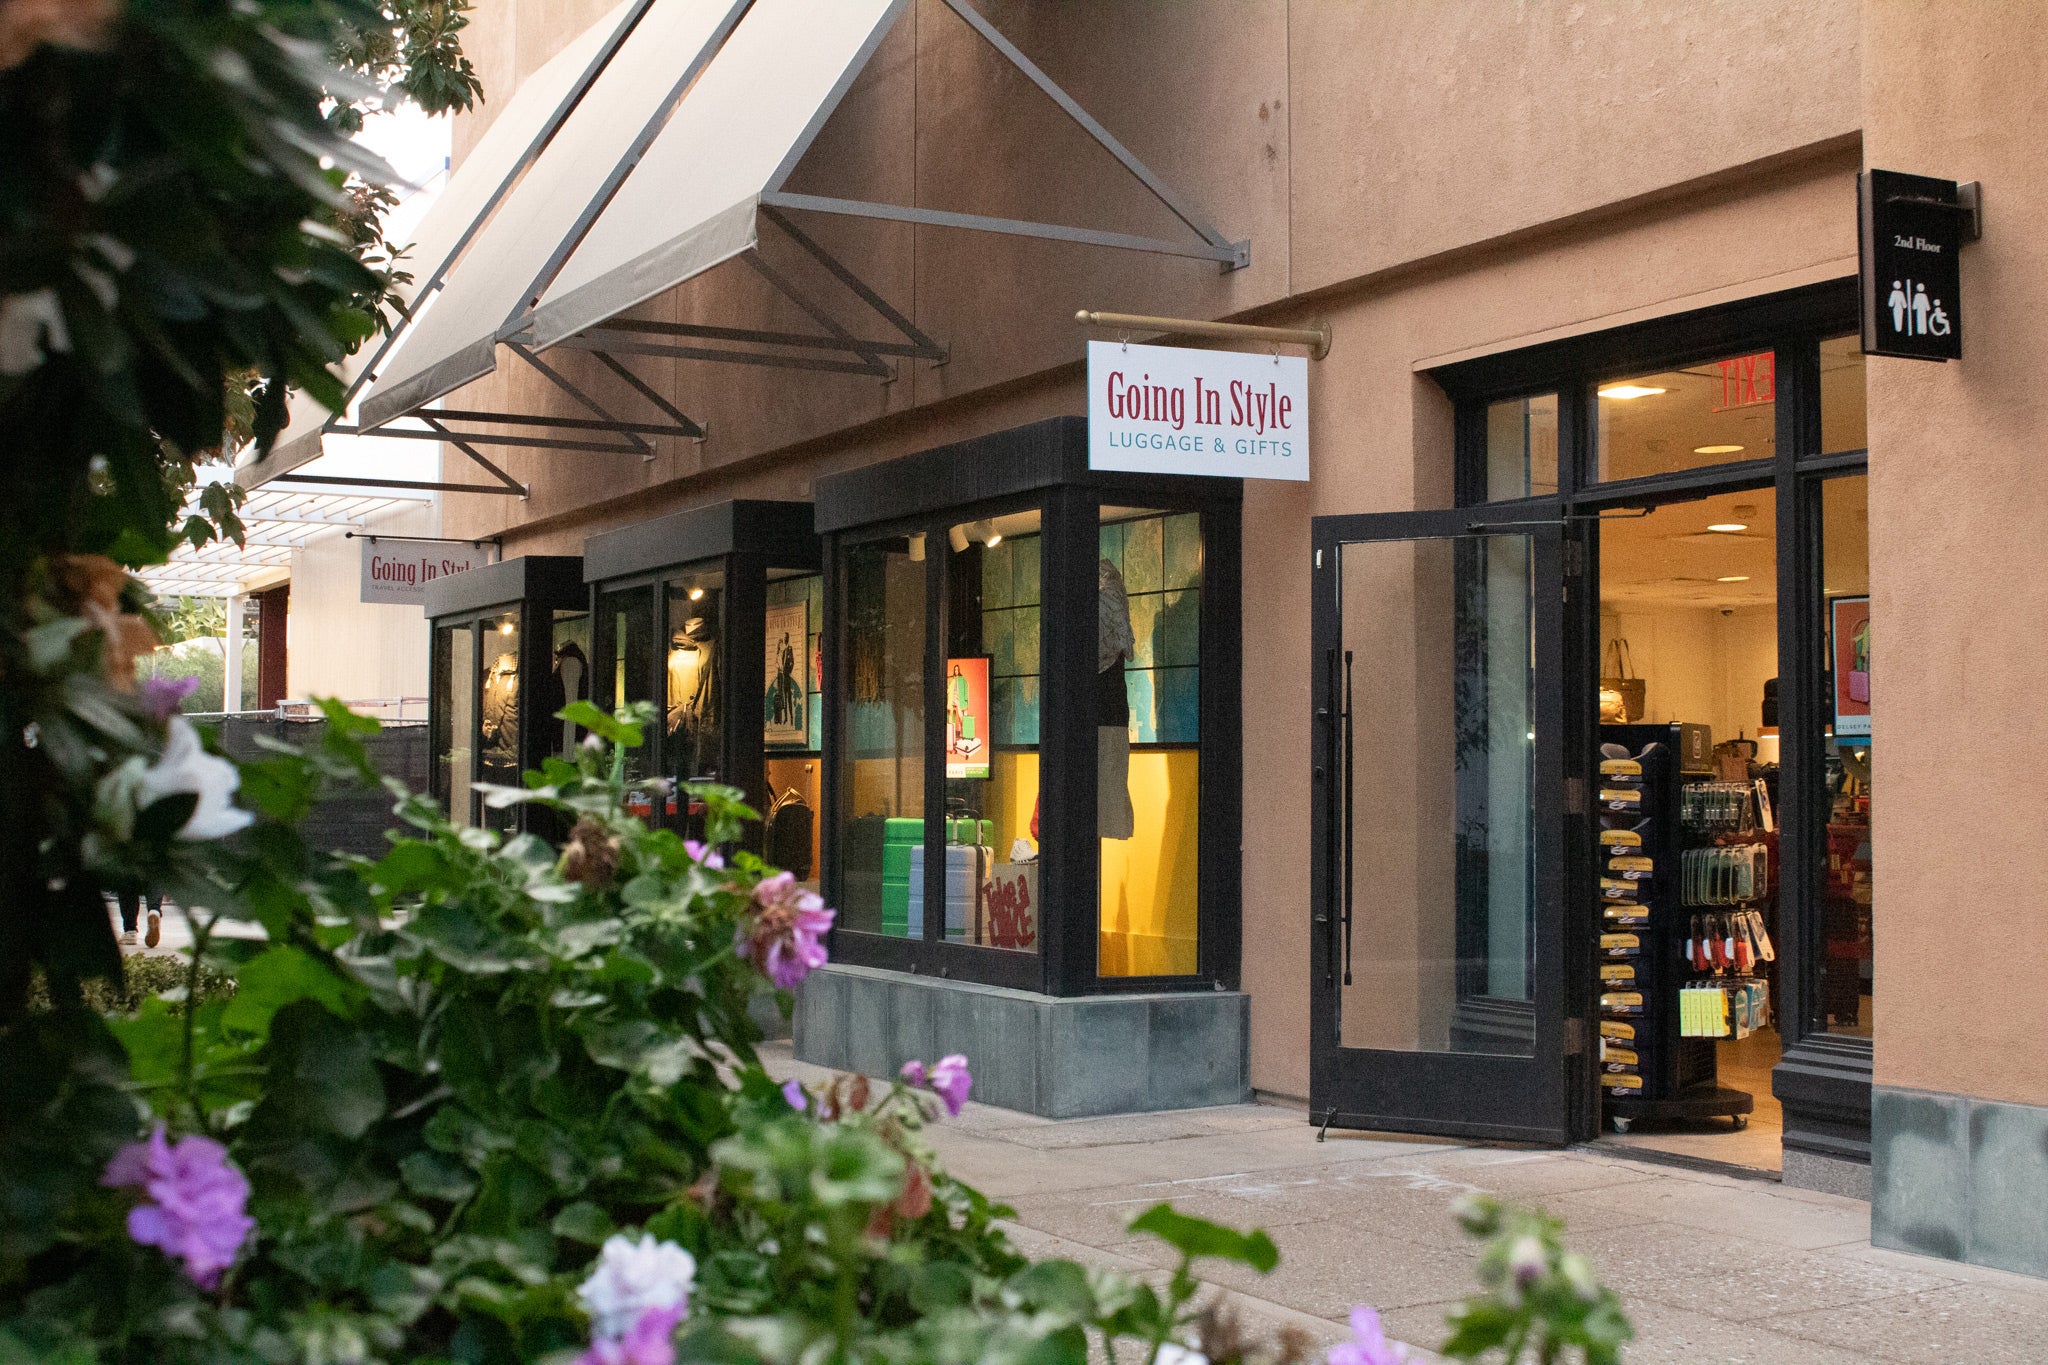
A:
[136, 483, 432, 600]
[303, 0, 1249, 483]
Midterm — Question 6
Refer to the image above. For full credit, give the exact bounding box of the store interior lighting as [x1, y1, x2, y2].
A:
[1598, 384, 1668, 400]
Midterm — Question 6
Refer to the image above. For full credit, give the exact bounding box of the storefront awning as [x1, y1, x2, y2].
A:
[238, 0, 657, 494]
[355, 0, 1247, 442]
[357, 0, 749, 435]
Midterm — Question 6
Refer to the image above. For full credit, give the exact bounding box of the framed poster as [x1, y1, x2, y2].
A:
[1830, 595, 1871, 739]
[764, 601, 809, 746]
[945, 655, 991, 779]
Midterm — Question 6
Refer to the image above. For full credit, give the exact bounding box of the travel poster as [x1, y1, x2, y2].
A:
[1831, 595, 1871, 739]
[945, 656, 991, 779]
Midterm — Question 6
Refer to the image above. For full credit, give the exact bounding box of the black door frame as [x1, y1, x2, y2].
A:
[1418, 278, 1872, 1158]
[1308, 506, 1575, 1144]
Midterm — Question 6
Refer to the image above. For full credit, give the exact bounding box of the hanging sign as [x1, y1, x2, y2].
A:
[1859, 169, 1966, 362]
[360, 539, 487, 606]
[1088, 340, 1308, 480]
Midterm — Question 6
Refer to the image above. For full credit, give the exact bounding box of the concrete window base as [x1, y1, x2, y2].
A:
[793, 963, 1251, 1118]
[1782, 1147, 1873, 1201]
[1873, 1085, 2048, 1278]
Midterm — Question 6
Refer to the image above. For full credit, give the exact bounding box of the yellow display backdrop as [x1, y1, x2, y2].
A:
[1099, 749, 1199, 976]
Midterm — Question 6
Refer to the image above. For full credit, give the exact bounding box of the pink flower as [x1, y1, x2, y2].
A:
[1328, 1305, 1406, 1365]
[683, 839, 724, 870]
[101, 1126, 254, 1290]
[928, 1054, 972, 1116]
[576, 1304, 682, 1365]
[782, 1079, 808, 1111]
[898, 1059, 927, 1087]
[140, 675, 200, 721]
[738, 872, 833, 990]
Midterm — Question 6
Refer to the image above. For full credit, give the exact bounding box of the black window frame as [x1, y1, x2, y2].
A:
[1433, 277, 1874, 1160]
[817, 418, 1243, 998]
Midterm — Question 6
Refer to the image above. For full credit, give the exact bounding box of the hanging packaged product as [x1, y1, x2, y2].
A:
[1604, 903, 1651, 928]
[1600, 991, 1645, 1016]
[1599, 1019, 1636, 1046]
[1600, 826, 1645, 851]
[1600, 931, 1643, 959]
[1600, 963, 1637, 988]
[1601, 1071, 1645, 1097]
[1599, 787, 1644, 815]
[1601, 1040, 1639, 1068]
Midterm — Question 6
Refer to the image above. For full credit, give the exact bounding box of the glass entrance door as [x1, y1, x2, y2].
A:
[1310, 509, 1575, 1142]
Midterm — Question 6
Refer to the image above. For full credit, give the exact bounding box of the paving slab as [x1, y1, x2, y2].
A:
[762, 1042, 2048, 1362]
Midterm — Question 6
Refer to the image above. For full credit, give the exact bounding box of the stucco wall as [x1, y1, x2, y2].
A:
[286, 500, 438, 707]
[1863, 2, 2048, 1108]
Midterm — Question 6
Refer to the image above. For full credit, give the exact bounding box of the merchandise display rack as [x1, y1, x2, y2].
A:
[1596, 722, 1754, 1133]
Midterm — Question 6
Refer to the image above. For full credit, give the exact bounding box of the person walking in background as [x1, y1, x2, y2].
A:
[114, 889, 163, 948]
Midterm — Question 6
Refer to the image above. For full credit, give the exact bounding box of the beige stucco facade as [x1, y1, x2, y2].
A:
[425, 0, 2048, 1268]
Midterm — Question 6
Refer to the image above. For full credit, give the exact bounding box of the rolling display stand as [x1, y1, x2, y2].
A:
[1596, 722, 1754, 1133]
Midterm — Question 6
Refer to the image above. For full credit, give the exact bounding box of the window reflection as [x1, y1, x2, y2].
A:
[1821, 474, 1872, 1037]
[838, 538, 926, 938]
[943, 512, 1042, 953]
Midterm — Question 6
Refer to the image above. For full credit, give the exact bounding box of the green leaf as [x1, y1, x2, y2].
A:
[550, 1201, 614, 1245]
[1125, 1204, 1279, 1273]
[558, 699, 642, 747]
[402, 1149, 480, 1202]
[222, 945, 356, 1036]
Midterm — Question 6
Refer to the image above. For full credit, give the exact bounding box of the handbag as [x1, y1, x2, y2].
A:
[1601, 639, 1646, 723]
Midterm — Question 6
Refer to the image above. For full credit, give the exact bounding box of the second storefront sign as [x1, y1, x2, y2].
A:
[1088, 340, 1309, 480]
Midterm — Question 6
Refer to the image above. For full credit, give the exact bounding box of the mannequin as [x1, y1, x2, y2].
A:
[552, 640, 587, 752]
[1097, 558, 1135, 839]
[666, 615, 718, 781]
[480, 649, 519, 773]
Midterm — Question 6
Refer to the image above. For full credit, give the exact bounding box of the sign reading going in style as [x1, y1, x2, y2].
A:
[360, 539, 487, 606]
[1088, 339, 1308, 480]
[1859, 169, 1966, 362]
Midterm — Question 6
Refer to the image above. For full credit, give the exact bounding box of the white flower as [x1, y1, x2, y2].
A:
[135, 717, 253, 841]
[1156, 1346, 1208, 1365]
[0, 288, 69, 376]
[577, 1233, 696, 1341]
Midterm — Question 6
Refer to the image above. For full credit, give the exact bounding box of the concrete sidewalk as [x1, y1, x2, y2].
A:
[767, 1043, 2048, 1363]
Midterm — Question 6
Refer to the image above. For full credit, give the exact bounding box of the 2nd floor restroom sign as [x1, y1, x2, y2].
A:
[1859, 168, 1969, 362]
[1088, 340, 1309, 480]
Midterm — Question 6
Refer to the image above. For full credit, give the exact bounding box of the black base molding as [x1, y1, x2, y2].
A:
[1773, 1032, 1873, 1164]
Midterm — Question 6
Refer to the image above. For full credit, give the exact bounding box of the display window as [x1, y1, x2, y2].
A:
[764, 569, 823, 891]
[1098, 507, 1201, 977]
[582, 500, 822, 850]
[1818, 473, 1872, 1037]
[819, 418, 1241, 999]
[425, 556, 587, 835]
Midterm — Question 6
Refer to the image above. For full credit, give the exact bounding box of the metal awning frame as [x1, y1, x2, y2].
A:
[352, 0, 1248, 461]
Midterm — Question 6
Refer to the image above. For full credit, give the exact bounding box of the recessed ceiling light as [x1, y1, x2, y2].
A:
[985, 533, 1003, 548]
[1598, 384, 1667, 400]
[1706, 522, 1748, 533]
[688, 586, 705, 601]
[498, 620, 514, 635]
[1717, 575, 1750, 583]
[1694, 444, 1745, 455]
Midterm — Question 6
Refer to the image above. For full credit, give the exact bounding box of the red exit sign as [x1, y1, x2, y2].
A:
[1714, 352, 1775, 411]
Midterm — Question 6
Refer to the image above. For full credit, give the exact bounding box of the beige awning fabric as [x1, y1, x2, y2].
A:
[358, 0, 749, 431]
[522, 0, 904, 353]
[248, 0, 643, 485]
